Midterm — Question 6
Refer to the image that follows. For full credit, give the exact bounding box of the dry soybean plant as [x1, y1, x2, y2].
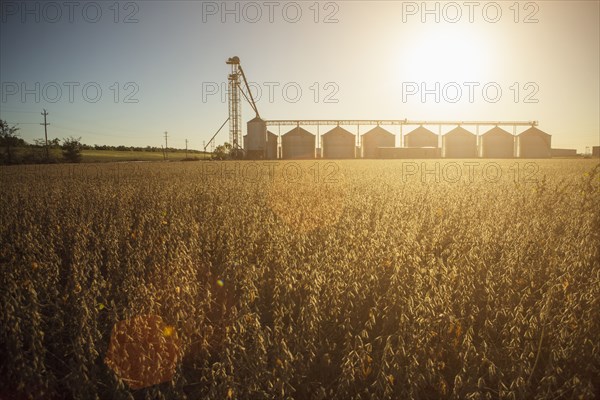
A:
[0, 160, 599, 399]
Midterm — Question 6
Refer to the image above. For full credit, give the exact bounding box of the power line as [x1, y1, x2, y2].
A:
[50, 113, 150, 136]
[0, 109, 40, 114]
[53, 124, 125, 138]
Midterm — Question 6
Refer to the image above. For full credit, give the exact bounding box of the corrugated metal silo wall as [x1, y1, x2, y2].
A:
[322, 131, 355, 159]
[266, 133, 278, 160]
[282, 133, 315, 159]
[246, 119, 267, 152]
[443, 134, 478, 158]
[481, 133, 515, 158]
[405, 129, 438, 148]
[518, 135, 551, 158]
[362, 130, 395, 158]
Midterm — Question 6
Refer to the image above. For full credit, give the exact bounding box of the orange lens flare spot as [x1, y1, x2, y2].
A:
[105, 315, 181, 390]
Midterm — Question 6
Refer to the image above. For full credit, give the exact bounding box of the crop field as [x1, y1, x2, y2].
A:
[0, 159, 599, 400]
[0, 148, 210, 164]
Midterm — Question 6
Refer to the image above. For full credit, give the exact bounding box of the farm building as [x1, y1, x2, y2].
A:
[281, 126, 316, 159]
[592, 146, 599, 158]
[378, 147, 441, 159]
[551, 148, 577, 157]
[244, 117, 268, 159]
[361, 126, 395, 158]
[518, 127, 551, 158]
[443, 127, 477, 158]
[480, 127, 515, 158]
[404, 126, 438, 148]
[322, 126, 356, 159]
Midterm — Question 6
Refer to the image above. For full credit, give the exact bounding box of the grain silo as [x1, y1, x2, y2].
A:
[281, 126, 315, 159]
[481, 127, 514, 158]
[266, 131, 278, 159]
[404, 126, 438, 148]
[518, 127, 551, 158]
[244, 117, 267, 159]
[361, 126, 395, 158]
[322, 126, 356, 159]
[443, 126, 477, 158]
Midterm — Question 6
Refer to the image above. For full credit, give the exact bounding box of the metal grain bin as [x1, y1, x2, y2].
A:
[443, 126, 477, 158]
[266, 131, 278, 160]
[518, 127, 551, 158]
[322, 126, 356, 159]
[244, 117, 267, 159]
[361, 126, 395, 159]
[281, 126, 315, 159]
[404, 126, 438, 148]
[481, 127, 514, 158]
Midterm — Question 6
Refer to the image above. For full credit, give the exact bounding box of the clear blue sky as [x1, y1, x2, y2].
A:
[1, 1, 598, 152]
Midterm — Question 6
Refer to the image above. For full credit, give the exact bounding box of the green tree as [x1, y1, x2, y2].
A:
[0, 119, 20, 164]
[62, 136, 83, 163]
[49, 138, 61, 148]
[213, 142, 232, 160]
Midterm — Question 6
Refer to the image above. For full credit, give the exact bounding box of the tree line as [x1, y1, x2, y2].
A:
[0, 119, 206, 165]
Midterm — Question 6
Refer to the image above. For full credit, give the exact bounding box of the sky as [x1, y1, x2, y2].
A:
[1, 0, 599, 152]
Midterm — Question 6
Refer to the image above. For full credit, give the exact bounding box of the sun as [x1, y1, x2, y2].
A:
[400, 24, 490, 82]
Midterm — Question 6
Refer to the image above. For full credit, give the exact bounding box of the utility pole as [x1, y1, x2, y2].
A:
[164, 131, 168, 159]
[185, 139, 188, 159]
[41, 109, 49, 159]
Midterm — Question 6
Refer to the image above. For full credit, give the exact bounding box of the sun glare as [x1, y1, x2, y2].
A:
[401, 24, 490, 82]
